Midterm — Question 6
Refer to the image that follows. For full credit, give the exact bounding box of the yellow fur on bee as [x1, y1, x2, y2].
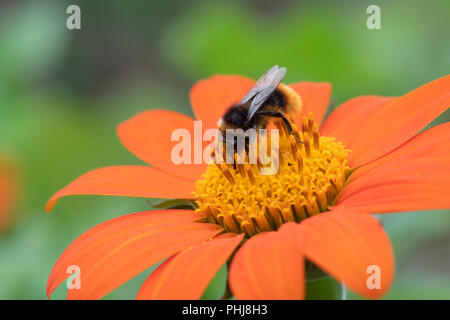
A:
[278, 83, 302, 117]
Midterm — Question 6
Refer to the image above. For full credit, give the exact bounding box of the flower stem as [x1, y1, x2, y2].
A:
[220, 283, 233, 300]
[306, 277, 346, 300]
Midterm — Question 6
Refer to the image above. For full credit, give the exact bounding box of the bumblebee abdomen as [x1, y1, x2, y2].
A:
[277, 84, 302, 117]
[261, 84, 302, 118]
[262, 89, 287, 110]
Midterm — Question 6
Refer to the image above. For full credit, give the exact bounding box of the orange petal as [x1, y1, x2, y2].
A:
[117, 110, 207, 181]
[46, 209, 221, 300]
[289, 82, 332, 127]
[349, 122, 450, 182]
[136, 233, 243, 300]
[229, 223, 305, 300]
[298, 211, 394, 299]
[320, 96, 397, 148]
[348, 75, 450, 167]
[46, 165, 196, 211]
[334, 157, 450, 213]
[190, 75, 255, 129]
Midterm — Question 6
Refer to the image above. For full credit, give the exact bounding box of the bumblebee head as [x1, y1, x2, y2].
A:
[222, 105, 248, 128]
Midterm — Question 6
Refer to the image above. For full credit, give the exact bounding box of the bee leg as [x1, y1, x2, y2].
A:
[232, 136, 238, 169]
[255, 110, 304, 144]
[280, 116, 303, 143]
[244, 136, 250, 155]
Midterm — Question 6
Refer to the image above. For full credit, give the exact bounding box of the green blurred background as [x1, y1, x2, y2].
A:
[0, 0, 449, 299]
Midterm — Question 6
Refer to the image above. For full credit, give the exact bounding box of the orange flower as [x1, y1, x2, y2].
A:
[0, 158, 18, 232]
[46, 74, 450, 300]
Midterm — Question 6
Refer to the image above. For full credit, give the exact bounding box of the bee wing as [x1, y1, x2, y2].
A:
[240, 65, 280, 105]
[244, 66, 287, 121]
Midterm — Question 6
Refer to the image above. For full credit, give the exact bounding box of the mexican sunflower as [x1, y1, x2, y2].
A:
[46, 73, 450, 300]
[0, 158, 17, 232]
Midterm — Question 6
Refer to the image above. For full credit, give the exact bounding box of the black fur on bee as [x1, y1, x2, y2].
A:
[261, 89, 287, 111]
[222, 104, 267, 131]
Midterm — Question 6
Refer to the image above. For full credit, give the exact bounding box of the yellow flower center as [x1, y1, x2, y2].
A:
[194, 112, 351, 238]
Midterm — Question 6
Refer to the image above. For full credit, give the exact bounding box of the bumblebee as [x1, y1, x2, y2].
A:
[217, 65, 302, 146]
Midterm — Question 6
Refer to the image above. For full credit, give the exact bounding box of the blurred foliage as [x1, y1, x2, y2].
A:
[161, 0, 450, 103]
[0, 0, 448, 299]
